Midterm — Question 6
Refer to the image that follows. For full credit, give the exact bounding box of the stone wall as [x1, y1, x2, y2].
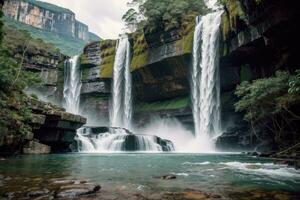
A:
[3, 0, 90, 41]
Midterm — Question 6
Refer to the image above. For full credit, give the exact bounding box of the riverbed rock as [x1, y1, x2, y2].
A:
[23, 141, 51, 154]
[27, 189, 50, 198]
[161, 174, 177, 180]
[161, 190, 221, 200]
[55, 184, 101, 198]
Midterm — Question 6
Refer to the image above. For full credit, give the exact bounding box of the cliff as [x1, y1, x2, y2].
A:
[0, 21, 88, 155]
[79, 0, 300, 153]
[2, 0, 101, 56]
[3, 24, 67, 105]
[217, 0, 300, 151]
[3, 0, 88, 40]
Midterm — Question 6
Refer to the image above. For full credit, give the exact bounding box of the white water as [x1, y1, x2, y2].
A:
[191, 0, 223, 151]
[76, 127, 173, 152]
[110, 35, 132, 130]
[63, 55, 82, 114]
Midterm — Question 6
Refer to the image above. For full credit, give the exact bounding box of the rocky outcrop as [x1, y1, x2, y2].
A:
[3, 0, 92, 41]
[79, 41, 115, 123]
[30, 98, 86, 153]
[0, 98, 86, 155]
[217, 0, 300, 151]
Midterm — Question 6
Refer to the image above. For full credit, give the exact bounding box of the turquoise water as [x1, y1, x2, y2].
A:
[1, 153, 300, 199]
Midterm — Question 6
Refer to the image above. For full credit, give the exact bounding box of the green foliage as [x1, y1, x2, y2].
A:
[235, 71, 300, 144]
[124, 0, 207, 32]
[0, 10, 3, 45]
[123, 8, 140, 32]
[0, 13, 41, 140]
[4, 17, 86, 56]
[235, 71, 289, 122]
[289, 70, 300, 94]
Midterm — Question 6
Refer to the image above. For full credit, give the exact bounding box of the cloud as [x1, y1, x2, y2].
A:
[39, 0, 129, 39]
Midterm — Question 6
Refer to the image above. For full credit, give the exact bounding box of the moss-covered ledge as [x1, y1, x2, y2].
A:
[81, 39, 116, 79]
[130, 13, 196, 71]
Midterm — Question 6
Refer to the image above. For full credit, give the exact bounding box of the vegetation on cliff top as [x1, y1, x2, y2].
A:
[4, 17, 86, 56]
[235, 71, 300, 149]
[123, 0, 206, 33]
[0, 10, 41, 146]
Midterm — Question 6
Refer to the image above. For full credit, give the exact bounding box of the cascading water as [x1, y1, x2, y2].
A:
[110, 35, 132, 130]
[191, 0, 223, 151]
[75, 127, 174, 152]
[63, 55, 82, 115]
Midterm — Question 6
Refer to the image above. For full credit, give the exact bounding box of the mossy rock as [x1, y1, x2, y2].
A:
[136, 97, 189, 113]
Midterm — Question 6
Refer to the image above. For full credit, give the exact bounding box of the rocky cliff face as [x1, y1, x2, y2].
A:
[3, 25, 67, 105]
[217, 0, 300, 151]
[79, 19, 195, 127]
[3, 0, 90, 41]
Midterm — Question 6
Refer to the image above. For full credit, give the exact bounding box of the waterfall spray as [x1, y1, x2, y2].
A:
[191, 0, 223, 151]
[63, 55, 82, 115]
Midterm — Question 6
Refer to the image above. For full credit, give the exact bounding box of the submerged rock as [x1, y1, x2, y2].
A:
[154, 174, 177, 180]
[27, 189, 50, 198]
[55, 184, 101, 198]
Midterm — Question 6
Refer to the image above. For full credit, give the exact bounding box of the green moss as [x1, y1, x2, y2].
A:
[136, 97, 189, 112]
[100, 55, 115, 78]
[221, 13, 230, 41]
[131, 52, 149, 71]
[175, 27, 194, 55]
[240, 64, 252, 82]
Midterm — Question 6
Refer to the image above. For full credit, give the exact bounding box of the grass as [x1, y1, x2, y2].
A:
[3, 25, 60, 57]
[4, 17, 87, 56]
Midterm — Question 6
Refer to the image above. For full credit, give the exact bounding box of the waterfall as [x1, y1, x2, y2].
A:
[191, 0, 223, 150]
[63, 55, 82, 115]
[110, 35, 132, 130]
[75, 127, 174, 152]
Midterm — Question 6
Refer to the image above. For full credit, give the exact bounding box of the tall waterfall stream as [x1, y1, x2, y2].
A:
[191, 0, 223, 151]
[63, 55, 82, 115]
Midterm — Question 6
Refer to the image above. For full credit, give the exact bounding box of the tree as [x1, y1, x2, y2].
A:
[235, 71, 300, 146]
[122, 8, 139, 32]
[123, 0, 207, 33]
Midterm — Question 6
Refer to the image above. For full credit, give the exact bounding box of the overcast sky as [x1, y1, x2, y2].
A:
[40, 0, 129, 39]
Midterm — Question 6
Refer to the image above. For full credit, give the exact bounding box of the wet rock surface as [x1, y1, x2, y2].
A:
[1, 173, 300, 200]
[0, 176, 101, 199]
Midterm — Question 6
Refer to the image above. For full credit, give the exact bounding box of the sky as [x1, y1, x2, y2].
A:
[40, 0, 129, 39]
